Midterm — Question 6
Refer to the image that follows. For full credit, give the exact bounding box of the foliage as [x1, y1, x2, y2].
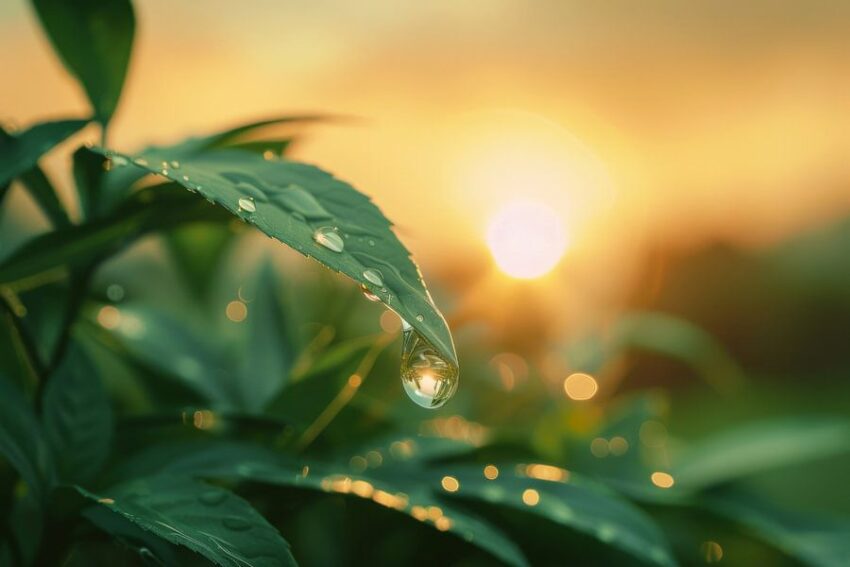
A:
[1, 1, 848, 566]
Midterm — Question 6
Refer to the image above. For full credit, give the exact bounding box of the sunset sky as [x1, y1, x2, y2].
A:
[3, 0, 850, 307]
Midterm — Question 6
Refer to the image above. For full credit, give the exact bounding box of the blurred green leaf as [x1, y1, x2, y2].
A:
[93, 147, 458, 368]
[0, 120, 88, 187]
[32, 0, 134, 128]
[611, 311, 745, 392]
[17, 167, 71, 229]
[78, 476, 296, 566]
[704, 488, 850, 567]
[165, 223, 234, 299]
[0, 377, 54, 503]
[0, 184, 227, 288]
[672, 417, 850, 491]
[235, 260, 296, 411]
[42, 345, 113, 485]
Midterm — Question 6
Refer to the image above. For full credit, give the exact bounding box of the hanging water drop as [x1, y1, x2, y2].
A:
[238, 197, 256, 213]
[400, 325, 458, 409]
[363, 268, 384, 287]
[361, 284, 380, 302]
[313, 227, 344, 252]
[133, 157, 148, 166]
[112, 155, 129, 167]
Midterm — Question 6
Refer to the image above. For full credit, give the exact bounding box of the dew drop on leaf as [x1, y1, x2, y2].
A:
[133, 157, 148, 166]
[112, 155, 129, 167]
[313, 226, 344, 252]
[362, 268, 384, 287]
[238, 197, 256, 213]
[400, 325, 458, 409]
[170, 160, 181, 169]
[416, 314, 424, 322]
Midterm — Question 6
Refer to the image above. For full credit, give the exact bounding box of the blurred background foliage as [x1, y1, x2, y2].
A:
[2, 0, 850, 566]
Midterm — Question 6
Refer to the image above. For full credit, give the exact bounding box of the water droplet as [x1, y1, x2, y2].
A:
[368, 239, 376, 247]
[112, 155, 129, 167]
[362, 268, 384, 287]
[313, 227, 344, 252]
[199, 490, 228, 506]
[416, 314, 424, 322]
[238, 197, 256, 213]
[170, 160, 181, 169]
[133, 157, 148, 166]
[400, 326, 458, 409]
[160, 161, 169, 170]
[361, 284, 380, 302]
[182, 175, 190, 182]
[222, 517, 252, 531]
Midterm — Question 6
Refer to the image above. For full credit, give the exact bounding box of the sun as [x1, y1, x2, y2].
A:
[486, 199, 568, 279]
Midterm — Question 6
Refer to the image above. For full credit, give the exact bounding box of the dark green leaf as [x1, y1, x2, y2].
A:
[17, 166, 71, 228]
[165, 223, 234, 299]
[95, 147, 458, 367]
[41, 345, 113, 485]
[0, 120, 88, 187]
[0, 184, 227, 287]
[140, 444, 529, 567]
[32, 0, 134, 127]
[0, 377, 54, 503]
[73, 146, 109, 220]
[78, 477, 296, 567]
[236, 260, 296, 411]
[672, 417, 850, 491]
[704, 488, 850, 567]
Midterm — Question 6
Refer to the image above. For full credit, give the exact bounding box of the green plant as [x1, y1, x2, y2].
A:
[2, 1, 849, 566]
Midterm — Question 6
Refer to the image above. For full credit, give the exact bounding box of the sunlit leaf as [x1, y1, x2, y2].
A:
[93, 147, 458, 368]
[443, 467, 677, 567]
[32, 0, 134, 128]
[42, 345, 113, 485]
[77, 476, 296, 566]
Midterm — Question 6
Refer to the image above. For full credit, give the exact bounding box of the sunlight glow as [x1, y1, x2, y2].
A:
[486, 199, 568, 279]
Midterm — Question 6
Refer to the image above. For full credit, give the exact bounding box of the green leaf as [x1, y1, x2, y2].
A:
[32, 0, 134, 128]
[236, 260, 296, 411]
[78, 476, 296, 567]
[135, 443, 529, 567]
[443, 467, 677, 567]
[94, 147, 458, 368]
[17, 166, 71, 228]
[0, 120, 88, 187]
[165, 223, 234, 299]
[672, 417, 850, 491]
[0, 376, 54, 503]
[0, 183, 227, 288]
[73, 146, 108, 220]
[610, 311, 744, 392]
[41, 345, 113, 485]
[703, 488, 850, 567]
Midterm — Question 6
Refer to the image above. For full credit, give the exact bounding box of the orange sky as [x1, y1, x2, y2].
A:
[3, 0, 850, 318]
